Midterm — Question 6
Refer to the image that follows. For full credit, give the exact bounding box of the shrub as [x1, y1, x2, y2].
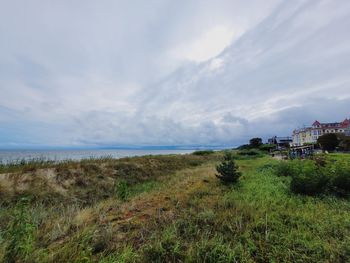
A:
[317, 133, 339, 152]
[81, 163, 102, 174]
[249, 137, 263, 148]
[192, 150, 215, 156]
[338, 135, 350, 151]
[277, 158, 350, 197]
[330, 161, 350, 196]
[216, 152, 241, 183]
[259, 144, 276, 152]
[312, 154, 328, 167]
[237, 144, 252, 150]
[275, 161, 298, 177]
[237, 149, 262, 156]
[290, 161, 330, 195]
[113, 163, 150, 183]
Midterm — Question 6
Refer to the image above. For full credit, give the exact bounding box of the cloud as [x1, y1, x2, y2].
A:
[170, 26, 237, 62]
[1, 0, 350, 148]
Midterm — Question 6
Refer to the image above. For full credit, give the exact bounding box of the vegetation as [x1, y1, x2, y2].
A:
[330, 160, 350, 196]
[290, 160, 330, 195]
[275, 155, 350, 197]
[192, 150, 215, 156]
[337, 134, 350, 151]
[237, 137, 264, 150]
[317, 133, 339, 152]
[238, 138, 276, 153]
[115, 180, 130, 201]
[0, 151, 349, 262]
[215, 152, 241, 183]
[259, 143, 276, 152]
[249, 137, 263, 148]
[237, 149, 264, 157]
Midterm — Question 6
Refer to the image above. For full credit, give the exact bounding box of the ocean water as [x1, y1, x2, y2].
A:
[0, 149, 196, 164]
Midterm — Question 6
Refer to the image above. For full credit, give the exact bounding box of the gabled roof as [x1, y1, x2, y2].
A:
[312, 120, 321, 126]
[311, 119, 350, 129]
[341, 118, 350, 128]
[295, 118, 350, 133]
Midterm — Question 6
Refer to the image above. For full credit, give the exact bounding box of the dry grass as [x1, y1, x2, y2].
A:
[0, 152, 349, 262]
[0, 154, 219, 206]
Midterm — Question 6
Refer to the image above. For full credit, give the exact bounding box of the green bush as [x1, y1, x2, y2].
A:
[192, 150, 215, 156]
[338, 135, 350, 151]
[275, 161, 299, 177]
[275, 158, 350, 196]
[237, 149, 262, 156]
[290, 161, 330, 195]
[216, 152, 241, 183]
[317, 133, 339, 152]
[259, 144, 276, 152]
[249, 137, 263, 148]
[330, 161, 350, 196]
[312, 154, 328, 167]
[236, 144, 252, 150]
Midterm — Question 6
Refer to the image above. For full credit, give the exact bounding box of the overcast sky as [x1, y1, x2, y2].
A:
[1, 0, 350, 148]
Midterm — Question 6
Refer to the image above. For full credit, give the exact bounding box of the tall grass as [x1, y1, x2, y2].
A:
[3, 198, 36, 262]
[275, 156, 350, 196]
[0, 156, 116, 174]
[0, 152, 349, 262]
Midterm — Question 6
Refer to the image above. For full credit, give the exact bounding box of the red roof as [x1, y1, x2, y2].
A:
[311, 119, 350, 129]
[341, 118, 350, 128]
[312, 120, 321, 126]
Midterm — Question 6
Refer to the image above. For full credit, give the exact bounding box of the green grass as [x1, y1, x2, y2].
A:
[329, 153, 350, 161]
[0, 152, 349, 262]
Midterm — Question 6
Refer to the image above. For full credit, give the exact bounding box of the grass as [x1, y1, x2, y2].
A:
[0, 151, 349, 262]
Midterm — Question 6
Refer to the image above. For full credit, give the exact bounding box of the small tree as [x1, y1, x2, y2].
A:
[317, 133, 339, 152]
[216, 152, 241, 183]
[249, 137, 263, 148]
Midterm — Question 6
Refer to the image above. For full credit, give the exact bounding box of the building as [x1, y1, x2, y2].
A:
[292, 118, 350, 146]
[346, 123, 350, 136]
[268, 136, 293, 148]
[292, 127, 313, 146]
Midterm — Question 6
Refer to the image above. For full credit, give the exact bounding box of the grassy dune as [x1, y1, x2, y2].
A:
[0, 152, 349, 262]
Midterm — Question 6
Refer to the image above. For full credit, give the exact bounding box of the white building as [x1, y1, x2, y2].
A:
[292, 119, 350, 146]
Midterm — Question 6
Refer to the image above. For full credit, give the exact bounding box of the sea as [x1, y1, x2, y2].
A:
[0, 149, 198, 164]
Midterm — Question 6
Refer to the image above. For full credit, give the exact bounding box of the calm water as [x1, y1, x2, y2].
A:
[0, 149, 196, 164]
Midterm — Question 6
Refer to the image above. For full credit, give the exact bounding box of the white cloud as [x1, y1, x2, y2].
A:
[1, 0, 350, 147]
[170, 26, 238, 62]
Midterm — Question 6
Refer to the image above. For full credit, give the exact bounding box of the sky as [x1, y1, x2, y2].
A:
[1, 0, 350, 148]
